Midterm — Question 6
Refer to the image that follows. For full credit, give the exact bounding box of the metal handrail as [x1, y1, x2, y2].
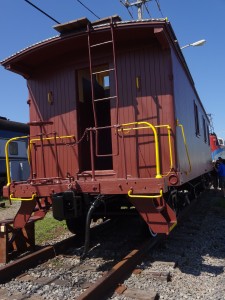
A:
[5, 134, 76, 187]
[128, 189, 163, 199]
[10, 193, 37, 201]
[155, 124, 173, 175]
[120, 121, 162, 179]
[30, 134, 76, 144]
[5, 135, 29, 186]
[177, 121, 192, 174]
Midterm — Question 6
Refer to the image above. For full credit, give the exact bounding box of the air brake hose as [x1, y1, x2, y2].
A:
[81, 196, 103, 259]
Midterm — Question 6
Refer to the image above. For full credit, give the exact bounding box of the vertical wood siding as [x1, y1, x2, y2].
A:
[28, 67, 78, 179]
[26, 29, 175, 181]
[115, 44, 174, 179]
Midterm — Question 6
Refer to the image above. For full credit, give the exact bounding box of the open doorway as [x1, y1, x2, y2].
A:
[77, 66, 113, 171]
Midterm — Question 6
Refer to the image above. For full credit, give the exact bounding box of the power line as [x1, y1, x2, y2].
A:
[76, 0, 100, 19]
[119, 0, 134, 19]
[155, 0, 164, 18]
[144, 3, 152, 18]
[24, 0, 61, 24]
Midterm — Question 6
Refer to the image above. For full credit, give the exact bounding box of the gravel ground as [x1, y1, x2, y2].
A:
[112, 189, 225, 300]
[0, 200, 21, 220]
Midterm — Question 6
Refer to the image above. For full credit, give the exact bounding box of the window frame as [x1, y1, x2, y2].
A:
[194, 101, 200, 136]
[202, 116, 207, 143]
[9, 141, 18, 155]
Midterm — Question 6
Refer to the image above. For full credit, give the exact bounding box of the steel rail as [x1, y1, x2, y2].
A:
[76, 235, 164, 300]
[0, 236, 78, 284]
[0, 219, 113, 283]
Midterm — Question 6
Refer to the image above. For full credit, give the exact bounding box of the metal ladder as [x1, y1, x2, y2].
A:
[87, 19, 119, 126]
[87, 19, 119, 157]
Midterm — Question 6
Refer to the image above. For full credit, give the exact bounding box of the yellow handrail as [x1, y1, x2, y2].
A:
[30, 134, 76, 144]
[5, 134, 76, 187]
[155, 125, 173, 173]
[128, 189, 163, 198]
[5, 135, 29, 186]
[120, 122, 162, 178]
[10, 193, 37, 201]
[177, 121, 192, 174]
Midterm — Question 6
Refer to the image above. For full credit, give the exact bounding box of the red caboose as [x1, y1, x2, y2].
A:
[1, 16, 212, 248]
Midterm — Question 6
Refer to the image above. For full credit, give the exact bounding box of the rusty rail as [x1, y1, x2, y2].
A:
[76, 236, 164, 300]
[0, 236, 77, 283]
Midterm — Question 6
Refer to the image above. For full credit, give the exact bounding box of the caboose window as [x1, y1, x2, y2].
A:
[103, 75, 110, 89]
[9, 142, 18, 155]
[206, 125, 210, 145]
[194, 102, 200, 136]
[202, 117, 207, 143]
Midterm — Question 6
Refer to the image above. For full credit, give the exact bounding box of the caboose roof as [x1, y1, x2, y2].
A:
[1, 16, 180, 78]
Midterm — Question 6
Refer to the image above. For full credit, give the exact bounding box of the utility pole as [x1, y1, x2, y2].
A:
[121, 0, 152, 20]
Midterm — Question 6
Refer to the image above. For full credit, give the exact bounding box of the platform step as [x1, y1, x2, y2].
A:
[130, 198, 177, 235]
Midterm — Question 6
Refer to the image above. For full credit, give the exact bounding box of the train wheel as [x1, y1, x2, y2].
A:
[66, 217, 86, 236]
[149, 227, 158, 237]
[168, 190, 179, 216]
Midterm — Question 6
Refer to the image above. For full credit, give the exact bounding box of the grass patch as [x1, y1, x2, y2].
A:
[35, 212, 68, 244]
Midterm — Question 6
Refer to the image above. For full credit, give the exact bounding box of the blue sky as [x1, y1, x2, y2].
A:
[0, 0, 225, 138]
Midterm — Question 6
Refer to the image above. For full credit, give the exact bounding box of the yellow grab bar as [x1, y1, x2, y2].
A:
[128, 189, 163, 198]
[121, 122, 162, 178]
[155, 125, 173, 173]
[169, 222, 177, 232]
[5, 134, 76, 186]
[10, 193, 37, 201]
[5, 135, 29, 186]
[177, 122, 192, 174]
[30, 134, 76, 144]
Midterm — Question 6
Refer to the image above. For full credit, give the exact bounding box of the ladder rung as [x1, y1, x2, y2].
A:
[94, 96, 117, 102]
[90, 40, 113, 47]
[92, 68, 115, 75]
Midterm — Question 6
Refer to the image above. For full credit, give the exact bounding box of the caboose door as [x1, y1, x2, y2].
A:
[77, 67, 113, 172]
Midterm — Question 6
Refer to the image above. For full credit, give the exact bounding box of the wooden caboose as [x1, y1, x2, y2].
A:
[1, 16, 212, 247]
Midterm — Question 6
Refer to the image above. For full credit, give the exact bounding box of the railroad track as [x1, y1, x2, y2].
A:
[0, 235, 163, 300]
[1, 190, 224, 299]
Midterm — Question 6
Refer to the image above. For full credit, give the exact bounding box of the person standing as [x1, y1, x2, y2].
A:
[216, 157, 225, 197]
[212, 159, 220, 189]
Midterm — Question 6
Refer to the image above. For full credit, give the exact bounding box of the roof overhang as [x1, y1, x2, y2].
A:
[0, 18, 176, 79]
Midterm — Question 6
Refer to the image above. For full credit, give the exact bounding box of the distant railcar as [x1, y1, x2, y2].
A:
[1, 16, 213, 251]
[210, 132, 225, 161]
[0, 117, 29, 193]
